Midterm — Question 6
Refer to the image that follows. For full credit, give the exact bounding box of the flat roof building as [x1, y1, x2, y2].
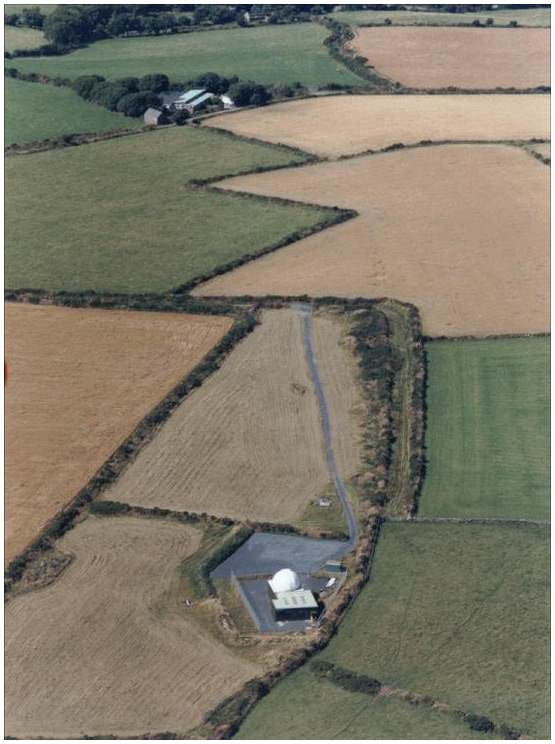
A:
[271, 589, 318, 622]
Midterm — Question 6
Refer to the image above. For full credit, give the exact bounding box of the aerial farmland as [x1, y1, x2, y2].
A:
[4, 3, 551, 741]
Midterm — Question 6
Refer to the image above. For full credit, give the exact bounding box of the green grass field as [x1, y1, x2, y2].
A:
[239, 522, 549, 738]
[4, 24, 45, 52]
[6, 126, 327, 293]
[237, 670, 493, 739]
[421, 337, 550, 520]
[5, 77, 143, 145]
[9, 23, 363, 87]
[4, 5, 57, 15]
[332, 7, 550, 27]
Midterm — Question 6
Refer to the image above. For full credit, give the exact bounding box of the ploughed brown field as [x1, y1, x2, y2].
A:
[5, 303, 232, 561]
[5, 516, 259, 738]
[194, 145, 549, 337]
[205, 94, 550, 157]
[103, 308, 364, 524]
[350, 27, 550, 89]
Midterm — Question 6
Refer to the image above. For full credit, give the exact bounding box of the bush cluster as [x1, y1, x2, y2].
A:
[310, 660, 382, 695]
[71, 73, 168, 116]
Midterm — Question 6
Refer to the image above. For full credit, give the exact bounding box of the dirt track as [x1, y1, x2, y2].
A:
[103, 308, 364, 524]
[351, 27, 550, 89]
[5, 303, 232, 561]
[5, 516, 259, 738]
[205, 94, 550, 157]
[194, 145, 549, 337]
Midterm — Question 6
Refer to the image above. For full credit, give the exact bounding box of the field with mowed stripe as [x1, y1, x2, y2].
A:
[5, 77, 142, 145]
[237, 522, 550, 739]
[5, 126, 327, 294]
[421, 336, 550, 520]
[103, 308, 364, 528]
[10, 23, 363, 87]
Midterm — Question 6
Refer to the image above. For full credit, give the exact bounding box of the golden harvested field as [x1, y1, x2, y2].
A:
[527, 141, 551, 158]
[205, 94, 550, 158]
[350, 27, 550, 89]
[195, 145, 549, 337]
[5, 303, 232, 561]
[103, 308, 364, 523]
[5, 516, 259, 738]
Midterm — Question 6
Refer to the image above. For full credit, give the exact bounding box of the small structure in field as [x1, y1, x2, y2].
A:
[318, 497, 332, 508]
[267, 568, 318, 622]
[143, 108, 167, 126]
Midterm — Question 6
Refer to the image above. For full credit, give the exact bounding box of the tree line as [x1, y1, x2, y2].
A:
[5, 4, 336, 50]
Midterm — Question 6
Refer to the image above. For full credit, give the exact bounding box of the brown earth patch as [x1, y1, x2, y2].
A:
[205, 94, 550, 158]
[5, 515, 259, 738]
[5, 303, 232, 561]
[350, 26, 550, 89]
[194, 145, 549, 337]
[103, 308, 364, 524]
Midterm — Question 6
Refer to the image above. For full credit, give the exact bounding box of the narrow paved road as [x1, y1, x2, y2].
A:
[293, 302, 358, 552]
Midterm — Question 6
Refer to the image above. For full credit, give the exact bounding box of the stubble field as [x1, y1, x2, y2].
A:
[350, 27, 550, 89]
[5, 516, 259, 738]
[4, 24, 45, 51]
[333, 7, 551, 27]
[421, 336, 550, 520]
[195, 144, 549, 337]
[5, 303, 232, 561]
[206, 94, 550, 157]
[103, 308, 364, 526]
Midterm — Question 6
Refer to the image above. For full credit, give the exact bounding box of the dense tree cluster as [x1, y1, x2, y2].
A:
[71, 73, 167, 116]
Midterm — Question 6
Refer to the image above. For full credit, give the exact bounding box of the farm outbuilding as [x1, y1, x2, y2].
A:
[143, 108, 167, 126]
[173, 89, 215, 113]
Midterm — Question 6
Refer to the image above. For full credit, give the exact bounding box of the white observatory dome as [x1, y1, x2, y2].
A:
[268, 568, 301, 594]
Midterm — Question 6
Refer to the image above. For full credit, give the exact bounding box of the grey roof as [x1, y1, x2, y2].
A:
[161, 91, 184, 106]
[189, 92, 214, 109]
[177, 88, 207, 103]
[272, 590, 318, 611]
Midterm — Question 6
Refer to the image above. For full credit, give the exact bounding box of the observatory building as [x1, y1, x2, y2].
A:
[267, 569, 318, 622]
